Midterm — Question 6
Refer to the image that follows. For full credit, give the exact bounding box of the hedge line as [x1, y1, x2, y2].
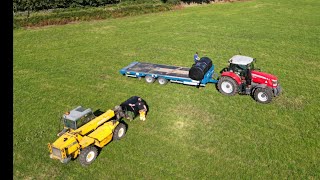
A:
[13, 0, 219, 13]
[14, 0, 121, 12]
[13, 3, 174, 28]
[13, 0, 238, 28]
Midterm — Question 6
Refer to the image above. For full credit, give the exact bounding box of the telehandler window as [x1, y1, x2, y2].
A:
[64, 119, 76, 130]
[77, 113, 95, 128]
[63, 112, 95, 130]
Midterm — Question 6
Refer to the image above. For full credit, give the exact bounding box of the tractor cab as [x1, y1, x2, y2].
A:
[62, 106, 96, 130]
[227, 55, 255, 77]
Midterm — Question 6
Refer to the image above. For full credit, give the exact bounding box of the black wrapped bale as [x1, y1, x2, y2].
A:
[189, 57, 213, 80]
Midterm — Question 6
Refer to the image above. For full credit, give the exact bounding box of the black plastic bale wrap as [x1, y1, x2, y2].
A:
[188, 57, 213, 80]
[120, 96, 146, 117]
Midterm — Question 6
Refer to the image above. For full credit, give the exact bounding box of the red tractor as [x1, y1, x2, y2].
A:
[217, 55, 282, 104]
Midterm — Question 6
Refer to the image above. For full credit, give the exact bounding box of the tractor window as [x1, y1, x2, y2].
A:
[238, 64, 247, 76]
[229, 64, 247, 75]
[228, 64, 237, 72]
[238, 64, 247, 70]
[250, 63, 254, 70]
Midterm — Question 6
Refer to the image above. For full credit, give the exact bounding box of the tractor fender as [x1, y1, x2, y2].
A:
[251, 84, 272, 95]
[220, 72, 242, 84]
[252, 84, 280, 97]
[252, 84, 267, 90]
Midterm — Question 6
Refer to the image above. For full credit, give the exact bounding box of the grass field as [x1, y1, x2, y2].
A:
[13, 0, 320, 179]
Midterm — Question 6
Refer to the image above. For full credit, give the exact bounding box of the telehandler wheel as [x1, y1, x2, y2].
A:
[113, 123, 127, 140]
[254, 87, 273, 104]
[158, 77, 168, 85]
[145, 76, 155, 83]
[79, 146, 98, 166]
[217, 76, 238, 96]
[60, 156, 71, 164]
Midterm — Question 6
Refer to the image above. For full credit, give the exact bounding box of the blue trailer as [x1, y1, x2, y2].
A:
[119, 60, 218, 87]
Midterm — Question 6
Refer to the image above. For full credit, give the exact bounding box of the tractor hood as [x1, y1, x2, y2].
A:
[252, 70, 278, 81]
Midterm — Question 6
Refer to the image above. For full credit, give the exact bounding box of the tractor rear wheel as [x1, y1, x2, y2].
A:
[79, 146, 98, 166]
[253, 87, 273, 104]
[113, 123, 127, 140]
[145, 76, 155, 83]
[217, 76, 238, 96]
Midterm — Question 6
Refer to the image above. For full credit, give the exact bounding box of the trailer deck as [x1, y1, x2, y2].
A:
[120, 61, 218, 86]
[121, 62, 190, 78]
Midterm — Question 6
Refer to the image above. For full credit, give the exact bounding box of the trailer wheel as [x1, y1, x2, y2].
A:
[254, 87, 273, 104]
[145, 76, 155, 83]
[113, 123, 127, 140]
[158, 77, 168, 85]
[79, 146, 98, 166]
[217, 76, 238, 96]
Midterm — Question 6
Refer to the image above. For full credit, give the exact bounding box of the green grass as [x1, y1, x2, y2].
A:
[13, 0, 320, 179]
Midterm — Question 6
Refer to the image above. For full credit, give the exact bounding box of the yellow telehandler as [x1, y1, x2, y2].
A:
[48, 103, 130, 166]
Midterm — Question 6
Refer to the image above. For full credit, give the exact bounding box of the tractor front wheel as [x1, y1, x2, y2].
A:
[253, 87, 273, 104]
[113, 123, 127, 140]
[79, 146, 98, 166]
[217, 76, 238, 96]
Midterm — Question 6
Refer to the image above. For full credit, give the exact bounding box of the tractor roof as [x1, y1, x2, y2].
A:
[228, 55, 254, 65]
[63, 106, 92, 121]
